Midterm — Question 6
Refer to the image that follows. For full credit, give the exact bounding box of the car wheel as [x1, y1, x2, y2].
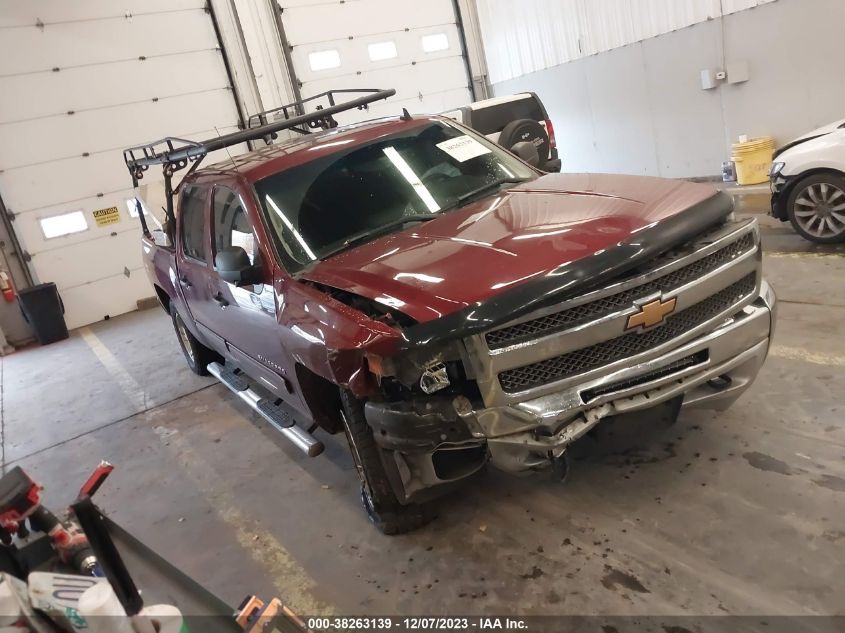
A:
[171, 305, 218, 375]
[339, 389, 434, 535]
[497, 119, 549, 170]
[786, 173, 845, 243]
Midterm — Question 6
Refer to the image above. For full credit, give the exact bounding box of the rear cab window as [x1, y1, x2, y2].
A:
[180, 186, 209, 263]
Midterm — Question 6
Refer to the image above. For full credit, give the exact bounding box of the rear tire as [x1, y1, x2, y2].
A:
[171, 305, 218, 375]
[339, 390, 434, 535]
[786, 173, 845, 244]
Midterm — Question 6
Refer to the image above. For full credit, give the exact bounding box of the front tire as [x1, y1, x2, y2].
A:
[171, 305, 218, 375]
[786, 173, 845, 243]
[339, 390, 434, 534]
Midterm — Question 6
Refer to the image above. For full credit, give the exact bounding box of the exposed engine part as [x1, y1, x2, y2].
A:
[419, 361, 450, 394]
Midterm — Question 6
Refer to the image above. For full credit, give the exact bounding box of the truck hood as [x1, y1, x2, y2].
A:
[774, 118, 845, 158]
[299, 173, 723, 325]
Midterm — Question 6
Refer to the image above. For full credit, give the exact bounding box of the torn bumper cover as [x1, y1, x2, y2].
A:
[364, 397, 487, 503]
[364, 279, 775, 501]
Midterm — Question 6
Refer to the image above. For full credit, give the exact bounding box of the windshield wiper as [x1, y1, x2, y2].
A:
[455, 177, 531, 206]
[319, 214, 437, 259]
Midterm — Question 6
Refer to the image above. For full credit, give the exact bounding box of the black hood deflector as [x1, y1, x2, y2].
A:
[399, 191, 734, 350]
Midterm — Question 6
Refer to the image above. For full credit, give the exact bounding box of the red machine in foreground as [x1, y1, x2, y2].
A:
[0, 464, 304, 632]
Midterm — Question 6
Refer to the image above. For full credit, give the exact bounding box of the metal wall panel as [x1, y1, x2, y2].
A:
[476, 0, 776, 83]
[490, 0, 838, 179]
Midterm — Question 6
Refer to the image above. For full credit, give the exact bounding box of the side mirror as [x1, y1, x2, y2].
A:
[510, 141, 540, 167]
[215, 247, 262, 286]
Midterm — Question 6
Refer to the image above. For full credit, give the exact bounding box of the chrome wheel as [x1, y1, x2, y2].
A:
[793, 182, 845, 239]
[175, 314, 194, 364]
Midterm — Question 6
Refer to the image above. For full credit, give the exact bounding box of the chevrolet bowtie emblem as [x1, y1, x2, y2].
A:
[626, 297, 677, 330]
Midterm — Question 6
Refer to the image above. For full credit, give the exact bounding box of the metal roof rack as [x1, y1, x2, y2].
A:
[246, 88, 390, 132]
[122, 88, 395, 238]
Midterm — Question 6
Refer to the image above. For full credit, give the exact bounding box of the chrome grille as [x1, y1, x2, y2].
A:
[497, 273, 756, 393]
[486, 233, 755, 349]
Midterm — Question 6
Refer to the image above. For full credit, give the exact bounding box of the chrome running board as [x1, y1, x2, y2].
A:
[207, 362, 324, 457]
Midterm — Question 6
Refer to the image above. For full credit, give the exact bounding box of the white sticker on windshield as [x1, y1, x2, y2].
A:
[435, 135, 491, 162]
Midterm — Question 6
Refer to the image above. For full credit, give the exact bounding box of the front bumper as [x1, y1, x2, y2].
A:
[770, 171, 796, 220]
[475, 279, 775, 473]
[365, 279, 776, 500]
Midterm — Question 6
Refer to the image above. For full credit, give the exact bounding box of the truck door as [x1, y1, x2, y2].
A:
[207, 183, 304, 407]
[175, 184, 226, 356]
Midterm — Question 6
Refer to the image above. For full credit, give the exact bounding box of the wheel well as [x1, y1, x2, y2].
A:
[295, 364, 344, 434]
[783, 168, 845, 199]
[153, 285, 171, 314]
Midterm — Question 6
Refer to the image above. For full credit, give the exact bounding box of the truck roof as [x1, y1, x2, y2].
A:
[202, 115, 435, 184]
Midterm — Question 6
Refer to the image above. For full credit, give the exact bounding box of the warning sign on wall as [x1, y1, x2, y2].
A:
[92, 206, 120, 227]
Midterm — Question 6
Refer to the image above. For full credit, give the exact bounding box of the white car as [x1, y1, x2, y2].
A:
[770, 118, 845, 243]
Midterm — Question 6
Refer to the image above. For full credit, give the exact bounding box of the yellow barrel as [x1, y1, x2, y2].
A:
[731, 136, 775, 185]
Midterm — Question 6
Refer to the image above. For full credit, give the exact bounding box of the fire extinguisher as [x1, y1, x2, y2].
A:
[0, 271, 14, 303]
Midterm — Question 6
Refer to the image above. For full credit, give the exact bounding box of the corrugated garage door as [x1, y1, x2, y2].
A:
[279, 0, 472, 124]
[0, 0, 242, 330]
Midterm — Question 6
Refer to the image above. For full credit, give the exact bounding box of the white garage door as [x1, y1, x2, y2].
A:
[279, 0, 473, 125]
[0, 0, 242, 330]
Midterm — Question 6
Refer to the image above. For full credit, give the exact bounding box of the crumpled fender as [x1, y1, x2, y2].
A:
[280, 278, 403, 398]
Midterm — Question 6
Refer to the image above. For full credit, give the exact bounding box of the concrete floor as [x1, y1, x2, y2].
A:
[2, 200, 843, 617]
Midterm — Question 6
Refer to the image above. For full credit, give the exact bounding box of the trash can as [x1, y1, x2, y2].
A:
[731, 136, 775, 185]
[17, 282, 69, 345]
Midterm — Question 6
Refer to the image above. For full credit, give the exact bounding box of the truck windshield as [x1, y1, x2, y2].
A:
[253, 120, 536, 273]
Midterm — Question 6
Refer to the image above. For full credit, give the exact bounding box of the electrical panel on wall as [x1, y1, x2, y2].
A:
[727, 61, 750, 84]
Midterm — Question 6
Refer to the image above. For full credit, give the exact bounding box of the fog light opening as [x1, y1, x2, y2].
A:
[431, 444, 487, 481]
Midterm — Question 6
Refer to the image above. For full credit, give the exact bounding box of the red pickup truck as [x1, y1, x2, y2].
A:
[125, 90, 776, 533]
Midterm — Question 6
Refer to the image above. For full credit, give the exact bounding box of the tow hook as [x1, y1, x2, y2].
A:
[551, 451, 570, 484]
[707, 374, 733, 391]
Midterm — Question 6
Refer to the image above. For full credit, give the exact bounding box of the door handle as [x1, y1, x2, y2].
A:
[178, 275, 192, 288]
[213, 292, 229, 307]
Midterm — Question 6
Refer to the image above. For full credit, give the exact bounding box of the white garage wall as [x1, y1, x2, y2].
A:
[278, 0, 473, 125]
[485, 0, 845, 178]
[227, 0, 295, 111]
[0, 0, 244, 330]
[476, 0, 775, 84]
[0, 0, 476, 336]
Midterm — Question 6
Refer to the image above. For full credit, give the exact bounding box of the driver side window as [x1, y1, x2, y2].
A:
[212, 186, 257, 266]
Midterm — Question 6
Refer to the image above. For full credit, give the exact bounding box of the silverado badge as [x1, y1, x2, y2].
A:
[626, 297, 677, 331]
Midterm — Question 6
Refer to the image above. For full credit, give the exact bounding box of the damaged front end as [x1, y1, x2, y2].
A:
[355, 216, 775, 504]
[298, 282, 490, 503]
[362, 342, 490, 503]
[314, 194, 774, 506]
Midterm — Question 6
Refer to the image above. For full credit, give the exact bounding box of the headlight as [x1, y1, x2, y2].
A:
[769, 162, 785, 177]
